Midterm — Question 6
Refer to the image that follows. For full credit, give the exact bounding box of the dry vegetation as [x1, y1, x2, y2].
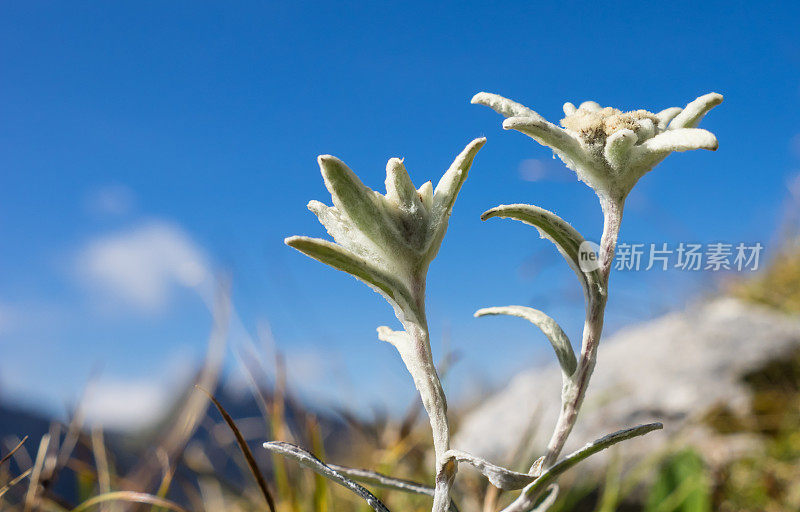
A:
[2, 244, 799, 512]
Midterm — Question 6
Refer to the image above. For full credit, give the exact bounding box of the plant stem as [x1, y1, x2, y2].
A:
[401, 319, 454, 512]
[540, 196, 624, 469]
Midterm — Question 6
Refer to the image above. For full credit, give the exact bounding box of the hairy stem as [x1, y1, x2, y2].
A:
[393, 276, 454, 512]
[540, 196, 624, 469]
[401, 320, 454, 512]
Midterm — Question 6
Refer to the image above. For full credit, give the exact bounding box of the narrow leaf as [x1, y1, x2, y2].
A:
[197, 386, 276, 512]
[263, 441, 390, 512]
[443, 450, 534, 490]
[431, 137, 486, 228]
[328, 464, 460, 511]
[327, 464, 434, 496]
[0, 468, 32, 499]
[502, 423, 662, 512]
[474, 306, 576, 376]
[0, 436, 28, 468]
[481, 204, 601, 301]
[285, 236, 415, 318]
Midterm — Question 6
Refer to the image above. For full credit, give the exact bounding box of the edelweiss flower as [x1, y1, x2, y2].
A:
[285, 138, 485, 326]
[472, 92, 722, 202]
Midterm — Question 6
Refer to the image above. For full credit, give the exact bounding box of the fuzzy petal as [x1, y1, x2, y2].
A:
[668, 93, 723, 129]
[427, 138, 486, 256]
[432, 138, 486, 216]
[417, 181, 433, 212]
[604, 129, 638, 171]
[655, 107, 682, 130]
[317, 155, 400, 255]
[578, 100, 602, 112]
[471, 92, 544, 121]
[640, 127, 718, 154]
[307, 200, 378, 259]
[502, 116, 590, 173]
[385, 158, 423, 213]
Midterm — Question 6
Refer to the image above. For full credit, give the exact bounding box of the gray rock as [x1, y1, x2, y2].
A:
[453, 298, 800, 468]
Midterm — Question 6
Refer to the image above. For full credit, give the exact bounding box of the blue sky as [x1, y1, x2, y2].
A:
[1, 1, 799, 427]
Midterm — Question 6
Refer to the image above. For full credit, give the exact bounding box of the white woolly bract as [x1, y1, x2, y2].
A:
[473, 92, 722, 201]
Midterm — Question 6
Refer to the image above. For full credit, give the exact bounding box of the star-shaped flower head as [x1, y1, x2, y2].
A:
[286, 138, 486, 326]
[472, 92, 722, 203]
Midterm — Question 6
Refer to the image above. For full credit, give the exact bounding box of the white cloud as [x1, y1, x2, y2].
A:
[82, 378, 172, 430]
[85, 184, 136, 216]
[78, 222, 209, 312]
[82, 349, 196, 431]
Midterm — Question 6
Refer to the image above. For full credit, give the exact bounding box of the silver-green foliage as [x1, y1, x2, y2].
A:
[271, 91, 721, 511]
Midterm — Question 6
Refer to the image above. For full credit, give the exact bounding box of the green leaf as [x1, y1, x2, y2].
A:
[481, 204, 602, 301]
[474, 306, 577, 377]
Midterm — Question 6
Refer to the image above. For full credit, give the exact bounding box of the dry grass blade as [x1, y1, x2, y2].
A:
[154, 447, 176, 499]
[91, 427, 111, 498]
[56, 390, 88, 475]
[196, 385, 277, 512]
[24, 433, 50, 512]
[0, 436, 28, 468]
[263, 441, 391, 512]
[125, 278, 229, 492]
[71, 491, 190, 512]
[0, 468, 33, 499]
